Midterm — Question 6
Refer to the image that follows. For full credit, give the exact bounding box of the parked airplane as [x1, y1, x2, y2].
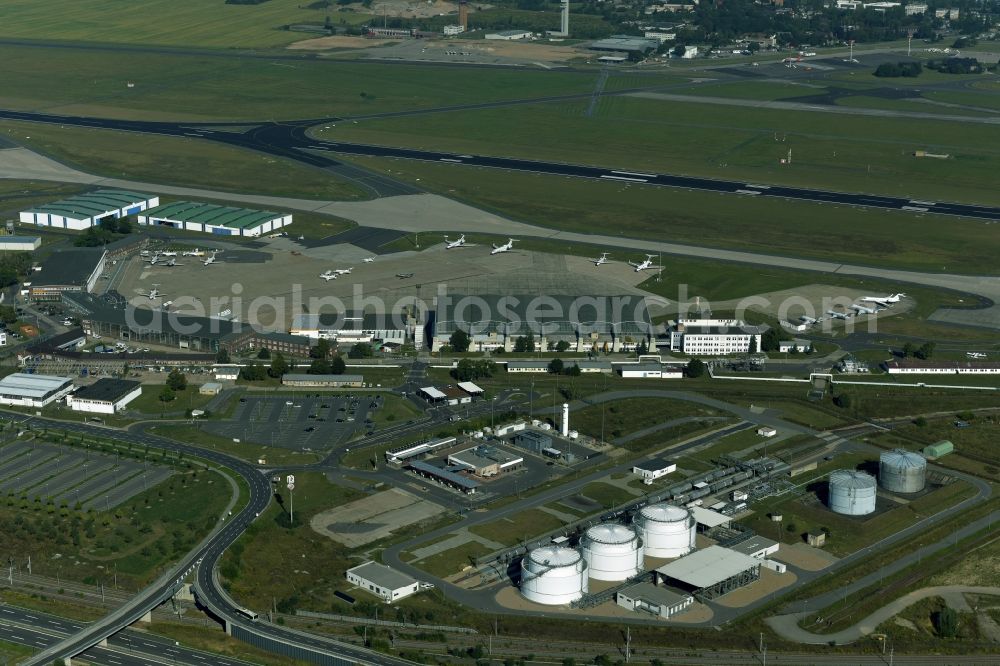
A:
[396, 272, 414, 279]
[491, 238, 517, 255]
[331, 267, 353, 275]
[138, 284, 164, 300]
[800, 316, 818, 325]
[861, 293, 905, 306]
[182, 248, 206, 257]
[826, 310, 851, 320]
[320, 271, 338, 282]
[363, 257, 376, 263]
[159, 251, 178, 257]
[628, 254, 660, 272]
[593, 252, 610, 266]
[850, 303, 878, 315]
[444, 234, 469, 249]
[160, 258, 183, 267]
[967, 352, 988, 359]
[147, 253, 161, 265]
[203, 250, 222, 266]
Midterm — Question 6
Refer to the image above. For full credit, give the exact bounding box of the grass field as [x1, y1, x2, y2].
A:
[469, 508, 567, 546]
[0, 43, 597, 122]
[570, 397, 722, 440]
[346, 156, 1000, 273]
[321, 93, 1000, 205]
[409, 541, 492, 578]
[369, 394, 422, 426]
[150, 424, 321, 466]
[578, 481, 637, 508]
[1, 122, 366, 201]
[126, 384, 218, 416]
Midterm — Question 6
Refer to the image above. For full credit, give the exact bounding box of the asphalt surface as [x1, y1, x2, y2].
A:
[3, 107, 1000, 221]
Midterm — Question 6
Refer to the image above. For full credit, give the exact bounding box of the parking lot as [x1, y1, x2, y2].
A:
[201, 394, 380, 450]
[0, 440, 173, 510]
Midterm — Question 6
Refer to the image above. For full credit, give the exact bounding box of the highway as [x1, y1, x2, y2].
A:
[2, 107, 1000, 221]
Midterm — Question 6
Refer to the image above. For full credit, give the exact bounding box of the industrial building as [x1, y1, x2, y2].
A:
[632, 458, 677, 482]
[29, 248, 107, 300]
[345, 562, 420, 603]
[138, 201, 291, 237]
[447, 446, 523, 477]
[512, 430, 552, 454]
[635, 503, 695, 559]
[580, 523, 643, 581]
[589, 35, 660, 53]
[67, 378, 142, 414]
[667, 318, 766, 356]
[0, 373, 74, 407]
[199, 382, 223, 396]
[289, 311, 411, 348]
[0, 237, 41, 252]
[728, 535, 779, 559]
[619, 364, 683, 379]
[432, 294, 654, 353]
[20, 190, 159, 230]
[407, 460, 480, 494]
[281, 374, 364, 388]
[879, 449, 927, 493]
[520, 546, 588, 605]
[654, 545, 761, 599]
[615, 583, 693, 619]
[828, 470, 877, 515]
[485, 30, 533, 40]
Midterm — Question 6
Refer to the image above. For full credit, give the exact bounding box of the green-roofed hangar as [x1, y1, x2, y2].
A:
[19, 190, 159, 231]
[137, 201, 292, 237]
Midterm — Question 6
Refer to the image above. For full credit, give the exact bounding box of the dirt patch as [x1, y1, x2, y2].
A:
[309, 487, 445, 547]
[773, 542, 840, 572]
[288, 36, 401, 50]
[714, 567, 798, 608]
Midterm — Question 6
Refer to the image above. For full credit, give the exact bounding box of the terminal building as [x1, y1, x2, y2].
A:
[345, 562, 420, 603]
[432, 294, 654, 353]
[28, 248, 107, 301]
[67, 378, 142, 414]
[137, 201, 292, 237]
[290, 311, 411, 348]
[0, 373, 74, 407]
[19, 190, 159, 230]
[666, 318, 766, 356]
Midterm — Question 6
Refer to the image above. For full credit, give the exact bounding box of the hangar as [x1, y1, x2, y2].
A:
[20, 190, 159, 230]
[68, 378, 142, 414]
[137, 201, 292, 237]
[29, 248, 107, 301]
[0, 373, 74, 407]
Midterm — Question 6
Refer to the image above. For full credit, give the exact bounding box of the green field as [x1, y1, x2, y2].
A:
[469, 508, 567, 546]
[570, 397, 722, 440]
[578, 481, 638, 508]
[345, 156, 1000, 273]
[320, 93, 1000, 205]
[409, 541, 492, 578]
[150, 424, 321, 466]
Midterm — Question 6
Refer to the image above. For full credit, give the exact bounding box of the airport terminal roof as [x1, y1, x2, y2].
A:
[25, 190, 154, 220]
[142, 201, 285, 230]
[347, 562, 417, 590]
[72, 378, 141, 403]
[0, 373, 72, 398]
[32, 248, 106, 287]
[655, 546, 760, 588]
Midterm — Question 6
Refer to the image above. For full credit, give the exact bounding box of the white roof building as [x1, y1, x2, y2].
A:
[0, 373, 75, 407]
[346, 562, 420, 603]
[654, 545, 762, 598]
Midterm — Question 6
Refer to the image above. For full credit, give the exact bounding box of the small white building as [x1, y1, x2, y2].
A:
[904, 2, 927, 13]
[199, 382, 224, 396]
[619, 364, 683, 379]
[0, 237, 41, 252]
[346, 562, 420, 603]
[728, 535, 780, 559]
[778, 339, 810, 353]
[443, 24, 465, 35]
[757, 426, 777, 438]
[486, 30, 532, 40]
[214, 366, 240, 381]
[681, 45, 699, 58]
[68, 378, 142, 414]
[616, 583, 693, 619]
[0, 373, 74, 407]
[632, 457, 677, 482]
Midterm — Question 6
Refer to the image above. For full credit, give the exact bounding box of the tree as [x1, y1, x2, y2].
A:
[330, 355, 346, 375]
[901, 342, 915, 358]
[555, 340, 570, 353]
[309, 338, 331, 359]
[166, 368, 187, 391]
[216, 348, 230, 364]
[348, 343, 374, 359]
[257, 347, 271, 360]
[513, 333, 535, 353]
[934, 607, 958, 638]
[308, 358, 332, 374]
[268, 352, 289, 378]
[686, 358, 706, 378]
[449, 329, 471, 353]
[158, 386, 175, 403]
[564, 363, 581, 377]
[636, 339, 648, 356]
[914, 342, 936, 360]
[548, 358, 564, 374]
[760, 328, 782, 352]
[834, 393, 853, 409]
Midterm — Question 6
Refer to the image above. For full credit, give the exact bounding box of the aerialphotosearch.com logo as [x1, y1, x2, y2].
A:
[120, 281, 881, 337]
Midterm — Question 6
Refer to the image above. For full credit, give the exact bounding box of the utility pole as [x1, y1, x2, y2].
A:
[625, 626, 631, 663]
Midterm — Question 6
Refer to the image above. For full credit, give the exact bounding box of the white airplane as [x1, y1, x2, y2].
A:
[160, 250, 178, 257]
[628, 254, 660, 272]
[182, 248, 205, 257]
[826, 310, 851, 320]
[203, 251, 222, 266]
[850, 303, 878, 315]
[861, 293, 905, 306]
[331, 267, 353, 275]
[800, 315, 818, 325]
[363, 257, 376, 263]
[593, 252, 610, 266]
[138, 285, 164, 301]
[319, 271, 338, 282]
[491, 238, 518, 255]
[444, 234, 468, 249]
[159, 258, 183, 267]
[147, 253, 161, 265]
[967, 352, 987, 359]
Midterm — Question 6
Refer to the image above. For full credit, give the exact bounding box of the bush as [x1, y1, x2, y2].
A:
[874, 61, 922, 77]
[933, 606, 958, 638]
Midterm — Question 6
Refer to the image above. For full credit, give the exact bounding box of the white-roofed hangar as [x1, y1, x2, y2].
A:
[20, 189, 159, 230]
[0, 373, 74, 407]
[138, 201, 292, 237]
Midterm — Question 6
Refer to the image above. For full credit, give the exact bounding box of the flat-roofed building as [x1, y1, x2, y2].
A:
[619, 363, 682, 378]
[289, 311, 410, 347]
[668, 318, 765, 356]
[281, 374, 364, 388]
[447, 446, 524, 477]
[68, 378, 142, 414]
[0, 237, 41, 252]
[408, 460, 480, 494]
[0, 373, 74, 407]
[199, 382, 224, 395]
[728, 535, 779, 559]
[654, 546, 761, 599]
[616, 583, 694, 619]
[20, 190, 159, 230]
[29, 248, 107, 301]
[346, 562, 420, 603]
[138, 201, 291, 237]
[632, 457, 677, 482]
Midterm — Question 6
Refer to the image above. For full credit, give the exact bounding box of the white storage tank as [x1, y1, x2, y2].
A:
[879, 449, 927, 493]
[520, 546, 588, 605]
[636, 503, 695, 559]
[828, 470, 877, 516]
[580, 523, 643, 581]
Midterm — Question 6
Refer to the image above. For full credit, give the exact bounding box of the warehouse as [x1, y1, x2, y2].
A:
[0, 237, 41, 252]
[616, 583, 694, 619]
[589, 35, 659, 53]
[654, 546, 761, 599]
[485, 29, 533, 40]
[447, 446, 523, 477]
[137, 201, 292, 237]
[20, 190, 159, 230]
[0, 373, 74, 407]
[346, 562, 420, 603]
[281, 374, 364, 388]
[29, 248, 107, 300]
[68, 378, 142, 414]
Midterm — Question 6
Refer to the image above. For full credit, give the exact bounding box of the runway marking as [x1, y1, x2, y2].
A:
[901, 206, 929, 212]
[909, 200, 936, 206]
[735, 189, 762, 195]
[438, 158, 462, 163]
[611, 170, 656, 178]
[745, 184, 771, 189]
[600, 175, 647, 183]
